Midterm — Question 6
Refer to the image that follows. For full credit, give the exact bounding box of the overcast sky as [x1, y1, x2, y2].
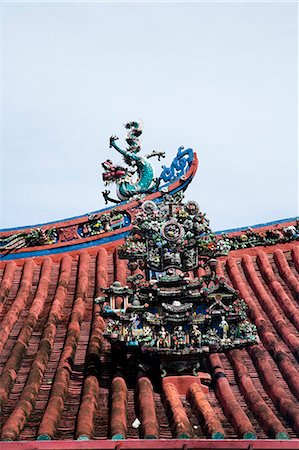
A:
[1, 1, 298, 231]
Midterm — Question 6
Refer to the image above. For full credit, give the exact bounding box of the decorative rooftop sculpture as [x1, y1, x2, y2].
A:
[102, 121, 163, 203]
[0, 120, 196, 257]
[100, 191, 259, 376]
[118, 193, 232, 273]
[101, 121, 196, 204]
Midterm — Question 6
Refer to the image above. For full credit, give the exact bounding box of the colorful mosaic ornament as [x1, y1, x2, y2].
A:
[100, 193, 259, 376]
[220, 221, 299, 250]
[101, 121, 162, 203]
[101, 121, 195, 204]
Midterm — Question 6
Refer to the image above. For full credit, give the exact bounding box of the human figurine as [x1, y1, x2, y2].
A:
[205, 329, 220, 345]
[157, 326, 169, 348]
[284, 225, 298, 238]
[190, 325, 202, 347]
[130, 313, 140, 331]
[238, 320, 257, 341]
[82, 223, 91, 237]
[141, 325, 153, 343]
[173, 326, 186, 350]
[220, 316, 229, 340]
[106, 320, 120, 335]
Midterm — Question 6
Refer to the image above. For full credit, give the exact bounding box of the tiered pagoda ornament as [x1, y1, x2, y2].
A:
[99, 125, 258, 376]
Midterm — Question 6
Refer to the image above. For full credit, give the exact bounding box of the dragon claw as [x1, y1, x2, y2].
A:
[102, 189, 121, 205]
[102, 190, 111, 204]
[109, 135, 119, 147]
[146, 150, 165, 161]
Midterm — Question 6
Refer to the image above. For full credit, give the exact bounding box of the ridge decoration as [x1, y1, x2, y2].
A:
[102, 121, 161, 204]
[99, 192, 259, 376]
[101, 121, 194, 204]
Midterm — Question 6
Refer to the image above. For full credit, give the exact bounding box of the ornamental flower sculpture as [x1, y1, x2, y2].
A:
[100, 192, 259, 376]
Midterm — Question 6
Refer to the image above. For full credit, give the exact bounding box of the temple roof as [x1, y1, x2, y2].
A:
[0, 137, 298, 448]
[0, 217, 298, 447]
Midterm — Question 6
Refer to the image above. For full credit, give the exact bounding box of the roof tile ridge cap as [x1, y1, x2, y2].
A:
[256, 251, 299, 332]
[75, 250, 107, 440]
[225, 256, 299, 395]
[47, 255, 73, 324]
[18, 258, 35, 290]
[37, 253, 90, 440]
[249, 345, 299, 436]
[0, 261, 17, 318]
[242, 257, 286, 326]
[87, 249, 107, 355]
[136, 375, 159, 439]
[228, 349, 289, 439]
[256, 251, 276, 284]
[0, 259, 35, 355]
[249, 342, 299, 401]
[240, 254, 299, 355]
[187, 380, 226, 439]
[209, 353, 256, 439]
[225, 257, 260, 321]
[95, 248, 109, 296]
[0, 261, 17, 301]
[75, 252, 90, 301]
[0, 256, 73, 440]
[0, 259, 52, 394]
[274, 249, 299, 297]
[110, 375, 128, 440]
[25, 257, 52, 320]
[291, 247, 299, 273]
[162, 380, 193, 439]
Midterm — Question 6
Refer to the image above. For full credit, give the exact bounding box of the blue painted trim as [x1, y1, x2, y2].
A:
[0, 231, 129, 261]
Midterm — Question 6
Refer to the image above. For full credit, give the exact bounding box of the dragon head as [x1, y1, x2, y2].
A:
[102, 159, 128, 183]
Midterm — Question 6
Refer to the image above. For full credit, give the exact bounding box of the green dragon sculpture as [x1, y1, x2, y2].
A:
[102, 121, 164, 203]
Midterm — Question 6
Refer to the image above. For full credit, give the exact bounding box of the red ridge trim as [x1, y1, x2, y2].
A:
[209, 354, 256, 439]
[0, 439, 298, 449]
[226, 257, 299, 400]
[76, 249, 108, 439]
[137, 376, 159, 439]
[110, 376, 128, 439]
[162, 381, 193, 439]
[187, 382, 226, 438]
[241, 255, 299, 356]
[249, 346, 299, 436]
[256, 252, 299, 331]
[273, 250, 299, 299]
[0, 259, 35, 355]
[37, 253, 90, 439]
[0, 257, 52, 418]
[96, 248, 109, 296]
[228, 349, 289, 439]
[291, 247, 299, 273]
[0, 261, 17, 315]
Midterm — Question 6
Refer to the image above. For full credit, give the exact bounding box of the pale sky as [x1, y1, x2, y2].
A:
[1, 1, 298, 231]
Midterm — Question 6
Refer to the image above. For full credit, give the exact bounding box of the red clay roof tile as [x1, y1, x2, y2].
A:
[0, 229, 298, 445]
